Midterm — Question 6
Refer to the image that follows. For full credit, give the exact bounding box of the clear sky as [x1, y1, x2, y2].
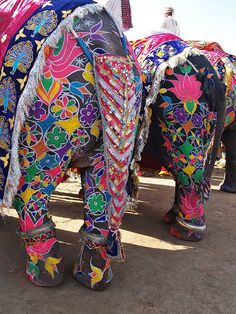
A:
[98, 0, 236, 55]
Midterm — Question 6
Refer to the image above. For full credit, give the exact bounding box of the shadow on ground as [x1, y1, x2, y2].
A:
[0, 168, 235, 314]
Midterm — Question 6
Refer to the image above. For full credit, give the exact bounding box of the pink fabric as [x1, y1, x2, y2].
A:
[0, 0, 45, 68]
[130, 33, 181, 64]
[202, 50, 225, 66]
[187, 40, 228, 66]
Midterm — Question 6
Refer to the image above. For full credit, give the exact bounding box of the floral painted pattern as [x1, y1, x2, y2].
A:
[51, 96, 77, 120]
[88, 193, 106, 214]
[46, 126, 68, 150]
[160, 66, 217, 223]
[80, 102, 98, 126]
[26, 238, 63, 283]
[29, 100, 47, 121]
[169, 73, 202, 102]
[20, 122, 42, 147]
[131, 35, 218, 228]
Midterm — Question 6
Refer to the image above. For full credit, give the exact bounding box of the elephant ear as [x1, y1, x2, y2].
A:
[197, 68, 220, 112]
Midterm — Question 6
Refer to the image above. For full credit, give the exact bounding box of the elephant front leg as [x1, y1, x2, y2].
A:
[220, 128, 236, 192]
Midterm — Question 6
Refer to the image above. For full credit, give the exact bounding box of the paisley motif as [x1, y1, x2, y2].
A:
[26, 10, 58, 37]
[4, 41, 33, 75]
[0, 77, 17, 113]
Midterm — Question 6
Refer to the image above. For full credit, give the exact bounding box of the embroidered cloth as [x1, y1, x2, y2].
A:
[130, 33, 190, 96]
[0, 0, 94, 206]
[187, 40, 228, 65]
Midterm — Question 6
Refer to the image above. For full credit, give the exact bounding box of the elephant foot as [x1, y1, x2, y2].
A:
[168, 216, 206, 242]
[163, 208, 176, 225]
[220, 164, 236, 193]
[169, 224, 204, 242]
[78, 188, 84, 199]
[73, 228, 112, 290]
[18, 220, 64, 287]
[159, 167, 172, 176]
[73, 241, 112, 290]
[219, 181, 236, 193]
[164, 211, 205, 241]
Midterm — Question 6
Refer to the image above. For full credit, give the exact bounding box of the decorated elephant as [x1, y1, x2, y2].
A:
[187, 40, 236, 193]
[129, 33, 226, 242]
[0, 0, 142, 289]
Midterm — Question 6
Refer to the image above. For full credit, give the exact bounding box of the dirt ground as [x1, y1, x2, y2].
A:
[0, 167, 235, 314]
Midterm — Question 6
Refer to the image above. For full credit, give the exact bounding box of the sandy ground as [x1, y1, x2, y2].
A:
[0, 168, 235, 314]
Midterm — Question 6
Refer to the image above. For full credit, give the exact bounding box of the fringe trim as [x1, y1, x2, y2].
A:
[222, 56, 236, 75]
[107, 229, 125, 262]
[79, 227, 108, 245]
[2, 3, 104, 211]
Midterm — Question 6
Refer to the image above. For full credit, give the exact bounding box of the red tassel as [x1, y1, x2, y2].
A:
[121, 0, 133, 30]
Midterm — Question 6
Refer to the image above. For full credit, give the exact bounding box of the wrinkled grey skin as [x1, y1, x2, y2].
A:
[217, 61, 236, 193]
[220, 118, 236, 193]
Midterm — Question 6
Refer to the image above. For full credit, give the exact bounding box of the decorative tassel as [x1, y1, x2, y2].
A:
[107, 230, 125, 262]
[121, 0, 133, 30]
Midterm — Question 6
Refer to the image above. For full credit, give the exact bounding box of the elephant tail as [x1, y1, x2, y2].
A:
[94, 53, 142, 233]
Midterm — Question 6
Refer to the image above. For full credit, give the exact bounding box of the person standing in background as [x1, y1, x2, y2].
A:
[105, 0, 133, 31]
[161, 6, 180, 36]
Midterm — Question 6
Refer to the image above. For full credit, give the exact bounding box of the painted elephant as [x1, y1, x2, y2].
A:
[129, 33, 226, 242]
[0, 0, 141, 289]
[187, 40, 236, 193]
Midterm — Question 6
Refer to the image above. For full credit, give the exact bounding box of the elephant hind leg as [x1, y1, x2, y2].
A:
[14, 158, 68, 286]
[14, 159, 67, 286]
[220, 129, 236, 193]
[73, 140, 113, 290]
[14, 116, 79, 287]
